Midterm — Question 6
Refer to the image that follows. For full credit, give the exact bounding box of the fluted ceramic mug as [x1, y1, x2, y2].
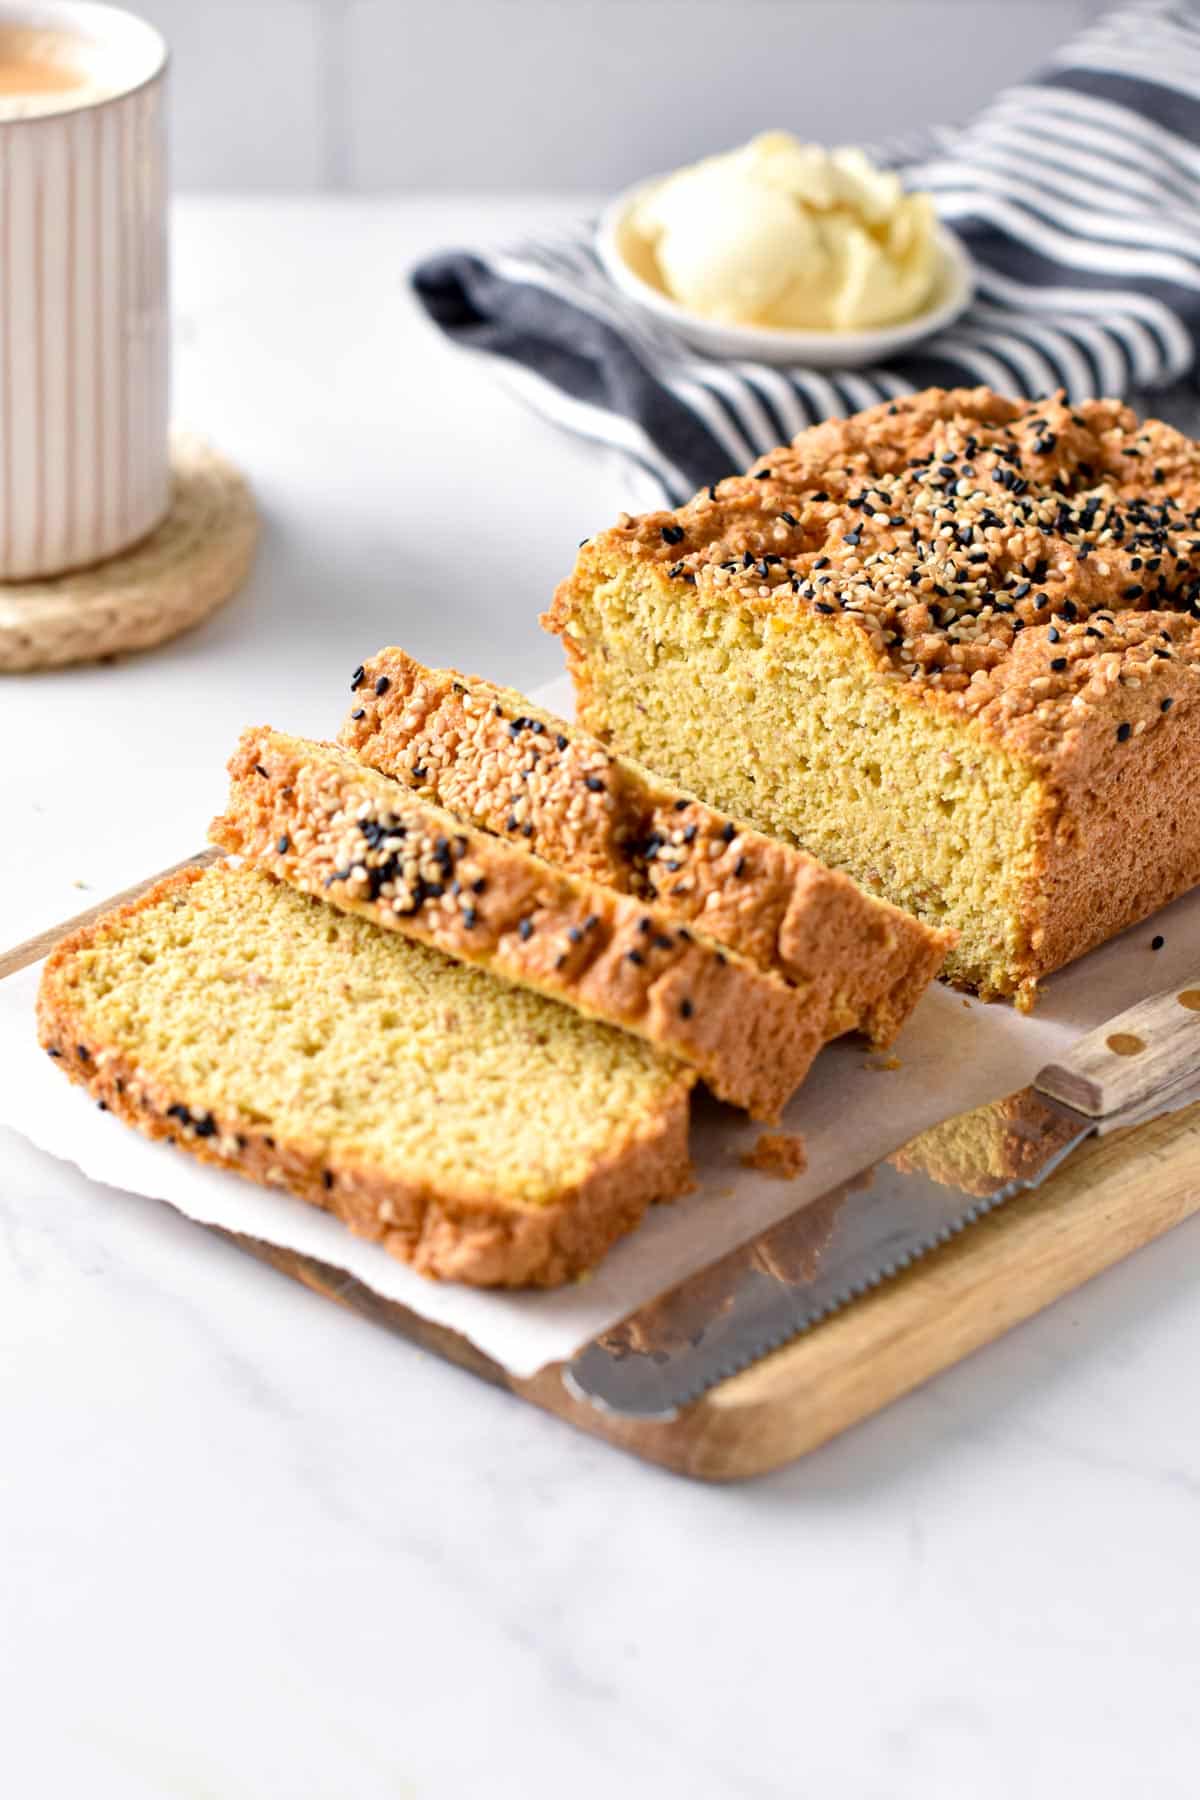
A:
[0, 1, 167, 579]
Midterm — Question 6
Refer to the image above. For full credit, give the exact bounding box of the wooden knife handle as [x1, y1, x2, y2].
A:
[1035, 977, 1200, 1118]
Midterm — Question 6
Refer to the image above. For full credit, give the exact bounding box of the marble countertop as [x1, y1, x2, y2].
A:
[3, 197, 1199, 1800]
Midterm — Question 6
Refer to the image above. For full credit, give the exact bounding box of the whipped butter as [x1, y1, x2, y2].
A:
[628, 131, 939, 333]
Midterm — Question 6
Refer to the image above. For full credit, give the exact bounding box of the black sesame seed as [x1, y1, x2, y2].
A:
[463, 907, 478, 929]
[97, 1100, 108, 1112]
[76, 1045, 90, 1062]
[556, 734, 568, 751]
[680, 998, 694, 1019]
[627, 949, 644, 966]
[255, 764, 269, 779]
[518, 918, 534, 941]
[350, 708, 365, 721]
[1050, 657, 1067, 672]
[350, 665, 365, 691]
[661, 524, 685, 545]
[1152, 934, 1165, 950]
[46, 1047, 61, 1058]
[778, 512, 797, 527]
[193, 1112, 217, 1139]
[584, 775, 606, 793]
[374, 675, 390, 695]
[1116, 722, 1132, 742]
[720, 822, 736, 843]
[277, 835, 290, 855]
[733, 856, 747, 877]
[323, 1170, 334, 1190]
[1162, 697, 1174, 712]
[754, 468, 771, 480]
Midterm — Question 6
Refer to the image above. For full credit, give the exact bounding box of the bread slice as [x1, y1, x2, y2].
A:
[37, 863, 695, 1287]
[338, 646, 951, 1046]
[210, 727, 831, 1121]
[545, 387, 1200, 1007]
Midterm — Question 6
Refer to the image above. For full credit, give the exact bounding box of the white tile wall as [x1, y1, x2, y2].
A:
[138, 0, 1109, 191]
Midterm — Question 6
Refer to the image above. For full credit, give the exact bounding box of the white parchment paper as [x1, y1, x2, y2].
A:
[4, 679, 1198, 1378]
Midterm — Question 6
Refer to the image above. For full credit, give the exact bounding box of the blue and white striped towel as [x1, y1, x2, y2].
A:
[412, 0, 1200, 506]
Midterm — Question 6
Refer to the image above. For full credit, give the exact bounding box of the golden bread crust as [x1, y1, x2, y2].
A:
[338, 646, 951, 1046]
[211, 728, 831, 1120]
[547, 387, 1200, 760]
[546, 387, 1200, 1002]
[37, 865, 696, 1288]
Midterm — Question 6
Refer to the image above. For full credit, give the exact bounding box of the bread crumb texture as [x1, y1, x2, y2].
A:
[339, 646, 951, 1048]
[212, 727, 839, 1121]
[37, 863, 695, 1287]
[741, 1131, 808, 1179]
[546, 387, 1200, 1006]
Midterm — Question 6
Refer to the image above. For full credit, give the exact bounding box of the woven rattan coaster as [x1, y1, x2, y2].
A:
[0, 434, 258, 673]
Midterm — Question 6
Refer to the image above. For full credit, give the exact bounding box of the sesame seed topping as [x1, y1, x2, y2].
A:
[609, 392, 1200, 731]
[375, 676, 390, 696]
[1152, 934, 1165, 950]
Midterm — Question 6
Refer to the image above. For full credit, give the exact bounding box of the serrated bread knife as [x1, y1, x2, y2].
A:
[564, 977, 1200, 1420]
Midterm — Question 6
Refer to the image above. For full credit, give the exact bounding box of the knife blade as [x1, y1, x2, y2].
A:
[564, 973, 1200, 1420]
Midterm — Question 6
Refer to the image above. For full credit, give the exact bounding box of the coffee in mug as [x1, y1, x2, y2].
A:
[0, 4, 168, 579]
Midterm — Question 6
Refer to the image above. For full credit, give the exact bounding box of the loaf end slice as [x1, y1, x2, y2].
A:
[338, 646, 951, 1047]
[37, 863, 696, 1287]
[211, 727, 839, 1121]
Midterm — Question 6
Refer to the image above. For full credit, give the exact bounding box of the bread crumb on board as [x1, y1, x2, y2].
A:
[741, 1131, 807, 1180]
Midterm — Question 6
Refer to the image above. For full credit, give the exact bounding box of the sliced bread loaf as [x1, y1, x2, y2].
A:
[37, 863, 695, 1287]
[338, 647, 951, 1046]
[210, 728, 831, 1121]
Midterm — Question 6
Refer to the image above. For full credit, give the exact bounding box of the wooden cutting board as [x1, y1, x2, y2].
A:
[6, 853, 1200, 1482]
